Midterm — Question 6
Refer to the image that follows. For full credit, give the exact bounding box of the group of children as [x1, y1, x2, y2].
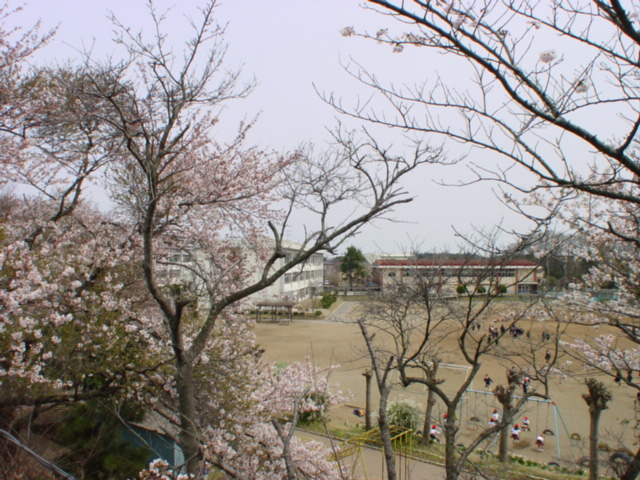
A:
[429, 409, 546, 452]
[484, 373, 532, 395]
[494, 410, 545, 452]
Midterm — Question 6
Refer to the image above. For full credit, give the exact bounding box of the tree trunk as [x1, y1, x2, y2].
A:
[494, 375, 519, 463]
[378, 392, 396, 480]
[378, 414, 397, 480]
[588, 408, 601, 480]
[620, 446, 640, 480]
[582, 378, 612, 480]
[422, 387, 436, 443]
[272, 419, 298, 480]
[363, 370, 373, 431]
[443, 429, 461, 480]
[498, 425, 509, 463]
[176, 361, 202, 478]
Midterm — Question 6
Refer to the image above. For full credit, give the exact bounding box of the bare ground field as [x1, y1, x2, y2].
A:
[253, 299, 639, 473]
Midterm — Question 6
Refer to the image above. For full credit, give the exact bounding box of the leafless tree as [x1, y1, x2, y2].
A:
[334, 0, 639, 214]
[355, 301, 400, 480]
[332, 2, 640, 477]
[353, 252, 552, 480]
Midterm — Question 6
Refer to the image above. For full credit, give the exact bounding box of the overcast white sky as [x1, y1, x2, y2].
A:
[14, 0, 536, 254]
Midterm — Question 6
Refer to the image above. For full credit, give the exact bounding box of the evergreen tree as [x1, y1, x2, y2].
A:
[340, 246, 367, 291]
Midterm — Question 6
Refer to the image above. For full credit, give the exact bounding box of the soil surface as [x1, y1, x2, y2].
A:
[254, 299, 639, 473]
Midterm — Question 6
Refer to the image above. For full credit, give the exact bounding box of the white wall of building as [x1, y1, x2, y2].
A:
[250, 242, 324, 303]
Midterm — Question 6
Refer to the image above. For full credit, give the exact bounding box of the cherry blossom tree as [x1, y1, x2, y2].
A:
[71, 2, 446, 475]
[1, 2, 448, 478]
[336, 0, 639, 211]
[0, 0, 156, 432]
[203, 359, 348, 479]
[546, 192, 640, 479]
[0, 1, 55, 170]
[0, 199, 153, 402]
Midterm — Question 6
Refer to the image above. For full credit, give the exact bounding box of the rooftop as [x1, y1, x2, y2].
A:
[374, 258, 538, 267]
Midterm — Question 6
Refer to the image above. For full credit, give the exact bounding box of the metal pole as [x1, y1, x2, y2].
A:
[554, 403, 561, 460]
[0, 429, 77, 480]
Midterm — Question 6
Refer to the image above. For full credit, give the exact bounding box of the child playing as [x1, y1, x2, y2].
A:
[429, 424, 441, 443]
[511, 424, 521, 443]
[491, 409, 500, 422]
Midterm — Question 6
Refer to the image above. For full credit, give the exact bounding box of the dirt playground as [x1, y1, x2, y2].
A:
[253, 300, 639, 471]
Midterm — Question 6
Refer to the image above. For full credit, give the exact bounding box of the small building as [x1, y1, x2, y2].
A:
[254, 299, 296, 323]
[371, 258, 543, 295]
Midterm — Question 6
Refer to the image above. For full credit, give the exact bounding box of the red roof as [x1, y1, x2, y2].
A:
[373, 258, 538, 267]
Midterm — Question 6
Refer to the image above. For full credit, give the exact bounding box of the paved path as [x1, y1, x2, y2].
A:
[300, 431, 448, 480]
[330, 300, 356, 319]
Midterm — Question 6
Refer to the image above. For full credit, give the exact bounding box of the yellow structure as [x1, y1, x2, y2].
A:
[329, 426, 413, 480]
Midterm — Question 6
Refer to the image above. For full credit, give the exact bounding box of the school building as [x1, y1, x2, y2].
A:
[371, 258, 543, 295]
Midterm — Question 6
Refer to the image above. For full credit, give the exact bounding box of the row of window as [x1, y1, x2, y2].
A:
[284, 269, 323, 284]
[170, 253, 192, 263]
[387, 268, 518, 278]
[284, 253, 324, 266]
[517, 284, 538, 294]
[172, 251, 325, 267]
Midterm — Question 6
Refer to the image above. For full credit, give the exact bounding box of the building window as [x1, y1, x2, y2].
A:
[517, 284, 537, 294]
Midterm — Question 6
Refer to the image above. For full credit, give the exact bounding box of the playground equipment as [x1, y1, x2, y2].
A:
[329, 426, 413, 480]
[389, 363, 472, 403]
[460, 388, 572, 460]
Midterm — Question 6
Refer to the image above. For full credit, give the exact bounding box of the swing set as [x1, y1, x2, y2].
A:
[460, 388, 572, 460]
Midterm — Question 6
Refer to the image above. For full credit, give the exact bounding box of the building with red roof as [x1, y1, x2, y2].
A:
[371, 257, 543, 295]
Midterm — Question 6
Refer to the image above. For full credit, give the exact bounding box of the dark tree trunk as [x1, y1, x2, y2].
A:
[588, 407, 601, 480]
[363, 370, 373, 431]
[422, 387, 436, 443]
[498, 425, 509, 462]
[176, 361, 202, 478]
[378, 391, 396, 480]
[494, 371, 520, 463]
[443, 429, 461, 480]
[620, 446, 640, 480]
[582, 378, 612, 480]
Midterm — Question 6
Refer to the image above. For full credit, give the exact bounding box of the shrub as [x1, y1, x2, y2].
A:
[476, 285, 486, 294]
[456, 284, 467, 295]
[298, 392, 329, 424]
[497, 284, 508, 295]
[56, 400, 150, 479]
[320, 293, 337, 309]
[386, 400, 420, 431]
[314, 310, 322, 316]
